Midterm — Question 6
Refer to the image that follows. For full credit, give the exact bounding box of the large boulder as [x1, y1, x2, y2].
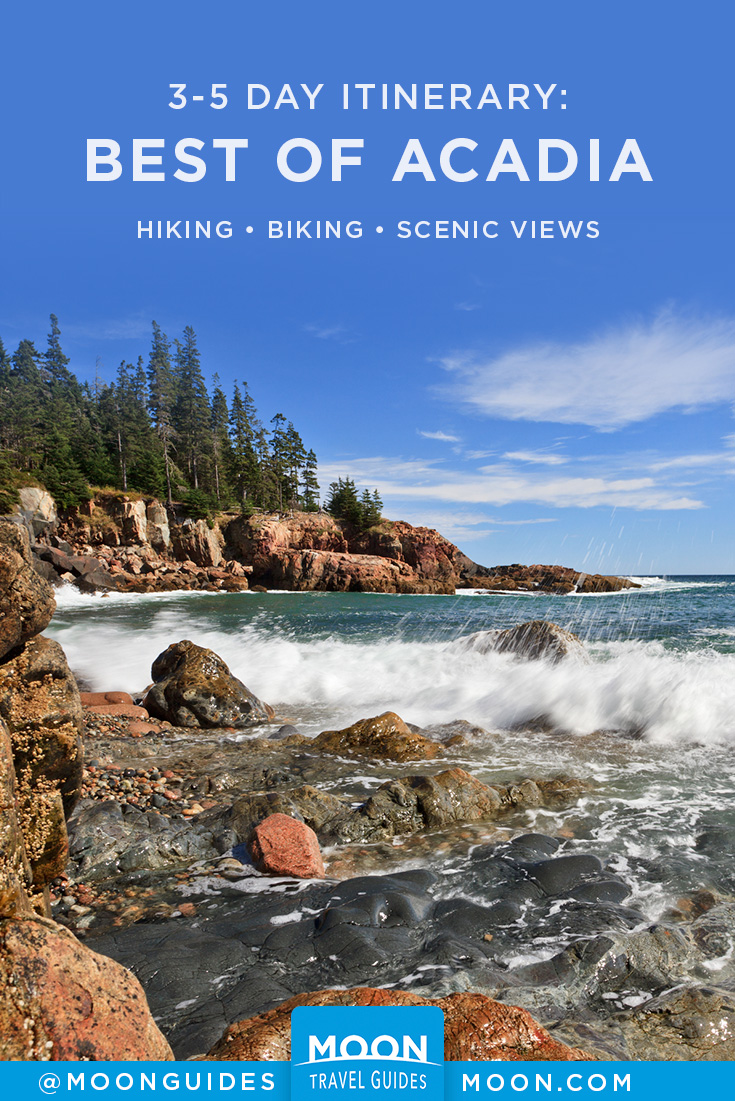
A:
[0, 915, 173, 1059]
[460, 620, 586, 663]
[0, 521, 56, 661]
[343, 769, 501, 843]
[249, 813, 325, 878]
[121, 499, 148, 543]
[313, 711, 442, 762]
[229, 786, 347, 844]
[143, 640, 272, 728]
[207, 988, 594, 1061]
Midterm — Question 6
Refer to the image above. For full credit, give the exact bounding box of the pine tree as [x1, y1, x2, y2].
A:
[228, 381, 260, 508]
[301, 449, 320, 511]
[172, 326, 212, 491]
[210, 375, 230, 504]
[7, 341, 46, 471]
[147, 322, 176, 505]
[326, 477, 382, 529]
[40, 429, 91, 509]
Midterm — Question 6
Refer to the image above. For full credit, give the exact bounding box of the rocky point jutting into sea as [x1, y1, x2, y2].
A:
[2, 489, 735, 1061]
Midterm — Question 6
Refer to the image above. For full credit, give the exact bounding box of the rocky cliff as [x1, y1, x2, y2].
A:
[0, 519, 172, 1058]
[8, 488, 639, 596]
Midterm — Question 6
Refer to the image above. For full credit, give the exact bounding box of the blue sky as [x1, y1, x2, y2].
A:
[1, 1, 734, 573]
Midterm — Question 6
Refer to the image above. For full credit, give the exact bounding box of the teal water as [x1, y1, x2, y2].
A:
[48, 577, 735, 917]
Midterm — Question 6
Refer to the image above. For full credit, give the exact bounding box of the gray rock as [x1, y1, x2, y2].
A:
[143, 640, 272, 729]
[458, 620, 587, 663]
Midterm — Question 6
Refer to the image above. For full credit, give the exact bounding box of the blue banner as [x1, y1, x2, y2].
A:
[0, 1057, 732, 1101]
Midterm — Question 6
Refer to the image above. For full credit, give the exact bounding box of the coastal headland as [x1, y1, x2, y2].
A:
[17, 487, 639, 597]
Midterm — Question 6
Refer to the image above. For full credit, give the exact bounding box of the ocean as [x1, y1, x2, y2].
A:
[48, 576, 735, 932]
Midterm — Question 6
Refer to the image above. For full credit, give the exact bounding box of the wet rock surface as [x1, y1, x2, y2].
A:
[64, 700, 735, 1062]
[209, 988, 595, 1061]
[312, 711, 445, 762]
[143, 640, 273, 728]
[79, 833, 650, 1058]
[459, 620, 588, 664]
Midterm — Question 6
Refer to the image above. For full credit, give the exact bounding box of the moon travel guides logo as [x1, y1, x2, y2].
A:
[290, 1007, 445, 1099]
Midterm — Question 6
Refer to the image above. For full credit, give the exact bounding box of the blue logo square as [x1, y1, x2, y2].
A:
[291, 1005, 444, 1099]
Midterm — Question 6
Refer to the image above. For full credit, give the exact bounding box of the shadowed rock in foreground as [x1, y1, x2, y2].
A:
[0, 915, 172, 1060]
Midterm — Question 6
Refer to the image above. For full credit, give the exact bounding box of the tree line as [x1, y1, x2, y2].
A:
[0, 315, 320, 516]
[0, 315, 383, 530]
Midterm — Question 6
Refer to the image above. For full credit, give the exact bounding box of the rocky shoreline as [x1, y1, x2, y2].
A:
[15, 486, 640, 597]
[3, 512, 733, 1063]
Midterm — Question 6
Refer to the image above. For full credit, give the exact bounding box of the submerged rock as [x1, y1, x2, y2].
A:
[143, 640, 272, 728]
[616, 985, 735, 1060]
[460, 620, 586, 663]
[313, 711, 442, 762]
[207, 987, 594, 1061]
[0, 914, 173, 1059]
[249, 813, 325, 879]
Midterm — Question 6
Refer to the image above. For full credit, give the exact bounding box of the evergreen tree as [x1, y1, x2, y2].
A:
[325, 477, 361, 525]
[326, 477, 382, 530]
[7, 341, 46, 471]
[228, 381, 260, 507]
[210, 374, 231, 504]
[147, 322, 176, 505]
[301, 449, 320, 511]
[40, 429, 91, 509]
[172, 326, 212, 490]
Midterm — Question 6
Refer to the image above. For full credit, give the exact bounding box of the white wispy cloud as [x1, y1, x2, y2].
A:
[438, 312, 735, 429]
[391, 509, 558, 542]
[454, 302, 480, 312]
[304, 322, 355, 343]
[318, 455, 704, 511]
[418, 429, 461, 442]
[503, 449, 567, 465]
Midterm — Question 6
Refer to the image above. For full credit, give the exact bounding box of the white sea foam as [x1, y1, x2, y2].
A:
[47, 607, 735, 745]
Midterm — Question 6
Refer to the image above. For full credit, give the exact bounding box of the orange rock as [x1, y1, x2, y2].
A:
[313, 711, 441, 763]
[206, 988, 594, 1062]
[105, 691, 135, 705]
[249, 812, 325, 879]
[80, 692, 109, 706]
[127, 720, 161, 737]
[87, 703, 149, 719]
[0, 915, 173, 1059]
